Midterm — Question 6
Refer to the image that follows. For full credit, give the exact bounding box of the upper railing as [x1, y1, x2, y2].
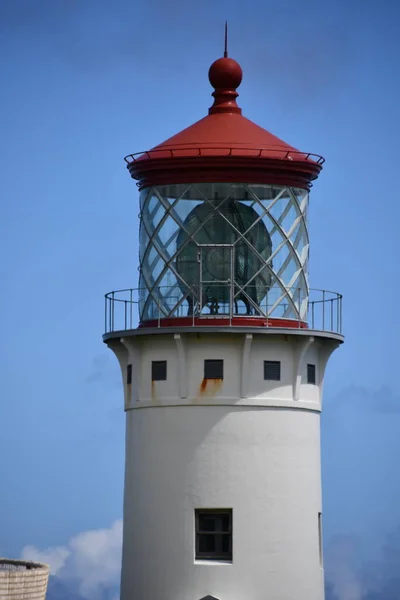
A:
[124, 147, 325, 164]
[104, 287, 343, 335]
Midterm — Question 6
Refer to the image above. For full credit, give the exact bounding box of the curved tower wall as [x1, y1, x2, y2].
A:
[108, 330, 339, 600]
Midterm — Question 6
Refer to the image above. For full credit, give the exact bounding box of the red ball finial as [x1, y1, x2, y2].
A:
[208, 22, 242, 115]
[208, 57, 243, 91]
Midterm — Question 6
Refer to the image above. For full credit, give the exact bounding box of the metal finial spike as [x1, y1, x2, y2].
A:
[224, 21, 228, 58]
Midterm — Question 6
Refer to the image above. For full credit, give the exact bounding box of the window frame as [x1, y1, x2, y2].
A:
[204, 359, 224, 380]
[195, 509, 232, 561]
[264, 360, 281, 381]
[307, 363, 316, 385]
[151, 360, 167, 381]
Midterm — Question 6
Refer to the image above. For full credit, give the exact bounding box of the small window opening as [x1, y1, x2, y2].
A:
[204, 360, 223, 380]
[195, 509, 232, 561]
[264, 360, 281, 381]
[318, 512, 323, 567]
[152, 360, 167, 381]
[126, 364, 132, 385]
[307, 363, 316, 384]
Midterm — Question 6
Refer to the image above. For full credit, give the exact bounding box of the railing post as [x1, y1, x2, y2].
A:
[111, 291, 115, 332]
[330, 298, 333, 332]
[130, 289, 133, 329]
[336, 295, 339, 333]
[124, 301, 127, 331]
[322, 290, 325, 330]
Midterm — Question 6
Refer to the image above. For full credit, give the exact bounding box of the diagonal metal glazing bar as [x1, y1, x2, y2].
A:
[147, 229, 179, 274]
[198, 185, 308, 319]
[229, 186, 288, 246]
[260, 187, 306, 240]
[141, 190, 235, 317]
[231, 227, 300, 317]
[281, 280, 303, 319]
[139, 188, 169, 273]
[141, 186, 197, 317]
[233, 211, 306, 302]
[287, 187, 310, 247]
[140, 222, 181, 306]
[267, 271, 305, 318]
[243, 187, 308, 279]
[246, 187, 308, 293]
[165, 285, 198, 317]
[141, 227, 198, 318]
[232, 280, 267, 316]
[197, 189, 286, 296]
[197, 188, 301, 316]
[140, 230, 180, 316]
[243, 188, 308, 299]
[140, 186, 190, 276]
[142, 187, 233, 295]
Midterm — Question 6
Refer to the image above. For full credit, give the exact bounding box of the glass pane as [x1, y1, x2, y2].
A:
[221, 514, 230, 532]
[199, 515, 216, 532]
[199, 535, 215, 552]
[221, 535, 231, 552]
[139, 183, 310, 323]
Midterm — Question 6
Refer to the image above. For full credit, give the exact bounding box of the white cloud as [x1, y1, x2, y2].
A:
[21, 520, 122, 600]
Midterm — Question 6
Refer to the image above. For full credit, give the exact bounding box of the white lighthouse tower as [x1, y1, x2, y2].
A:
[104, 43, 343, 600]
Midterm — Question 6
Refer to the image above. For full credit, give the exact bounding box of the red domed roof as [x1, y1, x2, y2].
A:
[126, 54, 324, 189]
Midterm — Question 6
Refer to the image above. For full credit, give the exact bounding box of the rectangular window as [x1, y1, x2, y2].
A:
[204, 359, 223, 380]
[152, 360, 167, 381]
[195, 509, 232, 561]
[307, 363, 316, 384]
[318, 512, 323, 567]
[126, 364, 132, 385]
[264, 360, 281, 381]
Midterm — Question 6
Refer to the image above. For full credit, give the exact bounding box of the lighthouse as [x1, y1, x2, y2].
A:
[104, 38, 343, 600]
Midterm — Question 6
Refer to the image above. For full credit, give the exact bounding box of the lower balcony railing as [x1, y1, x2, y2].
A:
[104, 287, 343, 335]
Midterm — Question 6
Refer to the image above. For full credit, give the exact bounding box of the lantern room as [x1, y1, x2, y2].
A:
[107, 52, 342, 333]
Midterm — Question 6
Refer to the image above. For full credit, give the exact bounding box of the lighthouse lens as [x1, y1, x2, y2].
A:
[176, 197, 272, 312]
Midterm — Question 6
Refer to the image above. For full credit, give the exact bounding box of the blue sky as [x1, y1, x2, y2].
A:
[1, 1, 400, 598]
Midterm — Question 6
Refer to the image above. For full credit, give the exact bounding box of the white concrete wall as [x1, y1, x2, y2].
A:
[108, 331, 339, 600]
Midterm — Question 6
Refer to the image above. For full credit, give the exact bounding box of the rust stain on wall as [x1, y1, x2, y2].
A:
[151, 380, 156, 401]
[198, 378, 223, 398]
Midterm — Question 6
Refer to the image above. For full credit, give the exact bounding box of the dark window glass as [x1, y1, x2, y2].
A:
[204, 360, 223, 380]
[199, 514, 216, 531]
[152, 360, 167, 381]
[199, 535, 215, 553]
[126, 364, 132, 385]
[307, 363, 316, 384]
[195, 509, 232, 561]
[318, 512, 323, 566]
[264, 360, 281, 381]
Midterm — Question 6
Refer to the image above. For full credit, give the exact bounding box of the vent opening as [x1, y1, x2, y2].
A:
[152, 360, 167, 381]
[204, 359, 224, 380]
[264, 360, 281, 381]
[307, 363, 316, 384]
[126, 364, 132, 385]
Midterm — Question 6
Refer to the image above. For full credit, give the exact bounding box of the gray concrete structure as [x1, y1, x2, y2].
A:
[0, 559, 49, 600]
